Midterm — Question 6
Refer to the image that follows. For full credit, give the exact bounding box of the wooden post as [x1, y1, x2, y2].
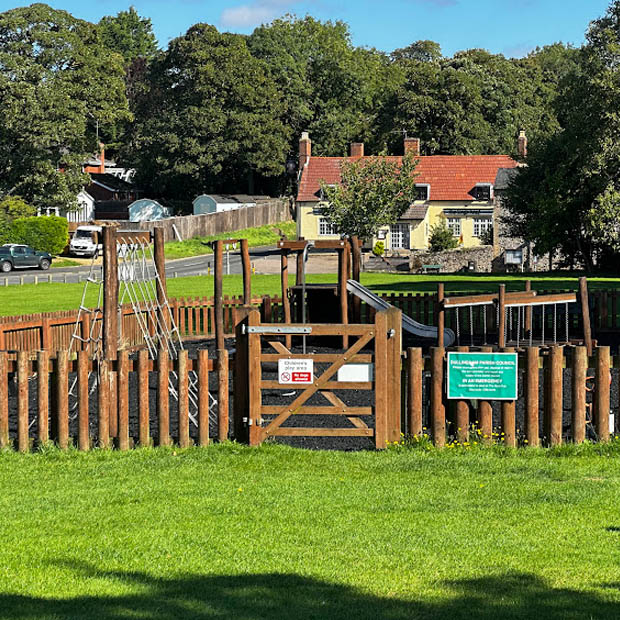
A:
[117, 350, 129, 451]
[571, 346, 587, 444]
[478, 346, 493, 443]
[37, 351, 49, 445]
[525, 280, 532, 335]
[214, 240, 225, 352]
[157, 348, 170, 446]
[595, 345, 611, 443]
[351, 236, 361, 323]
[247, 310, 262, 446]
[197, 349, 210, 446]
[17, 352, 29, 453]
[339, 246, 349, 349]
[525, 347, 540, 447]
[137, 349, 150, 447]
[436, 284, 445, 348]
[98, 359, 110, 449]
[407, 347, 423, 437]
[217, 348, 229, 442]
[501, 347, 516, 447]
[0, 352, 7, 450]
[579, 277, 593, 356]
[280, 250, 291, 348]
[498, 284, 506, 348]
[296, 250, 303, 286]
[102, 226, 119, 361]
[77, 350, 90, 451]
[374, 311, 388, 449]
[233, 307, 251, 443]
[545, 345, 563, 446]
[456, 346, 470, 443]
[55, 351, 69, 450]
[386, 307, 402, 442]
[154, 227, 169, 334]
[241, 238, 252, 305]
[178, 350, 190, 448]
[430, 347, 445, 447]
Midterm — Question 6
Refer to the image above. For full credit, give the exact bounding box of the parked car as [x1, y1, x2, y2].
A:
[0, 244, 53, 272]
[69, 225, 102, 257]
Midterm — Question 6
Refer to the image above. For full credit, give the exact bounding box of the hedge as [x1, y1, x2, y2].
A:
[9, 216, 68, 255]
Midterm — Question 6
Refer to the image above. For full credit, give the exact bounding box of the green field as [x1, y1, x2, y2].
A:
[0, 443, 619, 619]
[1, 271, 620, 317]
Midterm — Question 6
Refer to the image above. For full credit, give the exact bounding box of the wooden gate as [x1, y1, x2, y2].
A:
[235, 308, 402, 449]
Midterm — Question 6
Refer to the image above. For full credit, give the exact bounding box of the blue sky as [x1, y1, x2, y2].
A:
[0, 0, 613, 57]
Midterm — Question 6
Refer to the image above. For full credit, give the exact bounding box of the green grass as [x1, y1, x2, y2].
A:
[2, 271, 620, 317]
[50, 258, 81, 269]
[1, 442, 620, 619]
[163, 220, 297, 260]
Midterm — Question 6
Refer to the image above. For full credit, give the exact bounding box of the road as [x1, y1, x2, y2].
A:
[0, 245, 281, 285]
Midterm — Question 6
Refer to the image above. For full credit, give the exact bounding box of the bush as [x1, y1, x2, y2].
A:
[372, 240, 385, 257]
[429, 221, 458, 252]
[480, 225, 494, 246]
[9, 216, 68, 255]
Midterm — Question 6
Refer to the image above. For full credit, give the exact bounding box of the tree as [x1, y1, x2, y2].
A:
[428, 219, 459, 252]
[98, 7, 158, 64]
[391, 40, 442, 63]
[0, 4, 129, 211]
[319, 153, 418, 239]
[503, 1, 620, 270]
[131, 24, 290, 197]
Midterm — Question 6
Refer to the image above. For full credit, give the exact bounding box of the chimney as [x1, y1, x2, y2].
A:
[404, 137, 420, 157]
[350, 142, 364, 158]
[299, 132, 311, 167]
[98, 142, 105, 174]
[517, 130, 527, 159]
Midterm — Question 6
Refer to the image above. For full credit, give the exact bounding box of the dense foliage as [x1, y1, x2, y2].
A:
[429, 220, 459, 252]
[6, 216, 69, 255]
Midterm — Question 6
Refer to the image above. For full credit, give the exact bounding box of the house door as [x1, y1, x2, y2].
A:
[390, 224, 409, 250]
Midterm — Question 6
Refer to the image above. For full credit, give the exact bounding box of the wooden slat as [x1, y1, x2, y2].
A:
[217, 348, 229, 442]
[157, 349, 170, 446]
[260, 380, 373, 390]
[571, 346, 586, 444]
[37, 351, 49, 445]
[595, 346, 611, 443]
[525, 347, 540, 447]
[0, 352, 7, 448]
[261, 353, 373, 363]
[178, 350, 190, 448]
[98, 359, 110, 448]
[55, 351, 69, 450]
[77, 350, 90, 451]
[347, 417, 369, 429]
[261, 406, 373, 415]
[198, 349, 210, 446]
[267, 427, 373, 437]
[501, 347, 516, 447]
[117, 351, 129, 451]
[138, 349, 150, 447]
[17, 352, 29, 453]
[407, 347, 423, 437]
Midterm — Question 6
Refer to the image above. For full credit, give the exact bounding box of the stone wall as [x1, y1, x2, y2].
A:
[409, 245, 494, 273]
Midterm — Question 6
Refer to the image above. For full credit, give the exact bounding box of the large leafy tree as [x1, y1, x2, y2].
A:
[0, 3, 130, 211]
[504, 0, 620, 270]
[98, 6, 158, 64]
[131, 24, 290, 197]
[319, 153, 419, 239]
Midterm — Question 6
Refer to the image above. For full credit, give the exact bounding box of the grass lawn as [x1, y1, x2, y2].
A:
[163, 220, 297, 260]
[0, 442, 619, 619]
[2, 271, 620, 317]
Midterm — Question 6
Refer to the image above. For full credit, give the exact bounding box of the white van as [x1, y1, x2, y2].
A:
[69, 225, 102, 257]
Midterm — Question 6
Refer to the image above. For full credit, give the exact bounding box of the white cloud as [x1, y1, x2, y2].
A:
[220, 0, 301, 28]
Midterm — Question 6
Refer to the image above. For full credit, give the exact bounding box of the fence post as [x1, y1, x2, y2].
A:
[0, 352, 7, 449]
[498, 284, 506, 348]
[233, 307, 251, 443]
[501, 347, 516, 447]
[386, 307, 402, 442]
[339, 246, 349, 349]
[241, 238, 252, 305]
[595, 346, 611, 443]
[55, 351, 69, 450]
[77, 350, 90, 451]
[430, 347, 445, 447]
[456, 346, 470, 443]
[571, 346, 587, 444]
[214, 240, 225, 351]
[579, 277, 593, 356]
[117, 351, 129, 451]
[247, 310, 262, 446]
[98, 359, 110, 449]
[545, 345, 563, 446]
[138, 349, 150, 447]
[217, 348, 229, 442]
[17, 352, 29, 453]
[436, 284, 445, 347]
[197, 349, 210, 446]
[178, 350, 190, 448]
[157, 348, 170, 446]
[525, 347, 540, 447]
[406, 347, 423, 437]
[37, 351, 49, 445]
[374, 311, 388, 449]
[478, 346, 493, 443]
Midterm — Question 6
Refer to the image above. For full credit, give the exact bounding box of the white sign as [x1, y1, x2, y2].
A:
[278, 359, 314, 384]
[337, 364, 374, 382]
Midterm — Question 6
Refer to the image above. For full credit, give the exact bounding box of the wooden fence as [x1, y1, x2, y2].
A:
[403, 344, 615, 447]
[0, 348, 230, 452]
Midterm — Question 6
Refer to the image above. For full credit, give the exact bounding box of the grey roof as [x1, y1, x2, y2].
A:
[400, 204, 429, 220]
[494, 167, 519, 191]
[90, 173, 135, 192]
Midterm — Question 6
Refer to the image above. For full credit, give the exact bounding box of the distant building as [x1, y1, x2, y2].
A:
[192, 194, 258, 215]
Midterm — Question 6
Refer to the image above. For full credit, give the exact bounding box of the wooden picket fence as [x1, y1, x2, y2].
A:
[0, 348, 230, 452]
[402, 344, 615, 447]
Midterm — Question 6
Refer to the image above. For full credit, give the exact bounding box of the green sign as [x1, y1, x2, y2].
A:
[447, 352, 518, 401]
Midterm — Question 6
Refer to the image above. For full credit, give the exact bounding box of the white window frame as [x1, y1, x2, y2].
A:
[390, 223, 410, 250]
[415, 184, 430, 201]
[447, 218, 461, 236]
[474, 183, 493, 201]
[318, 217, 337, 236]
[473, 217, 492, 238]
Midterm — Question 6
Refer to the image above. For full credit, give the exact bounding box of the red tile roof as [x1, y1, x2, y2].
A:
[297, 155, 518, 202]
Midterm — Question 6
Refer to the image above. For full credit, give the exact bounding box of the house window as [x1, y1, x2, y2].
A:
[473, 184, 492, 201]
[447, 218, 461, 236]
[390, 224, 410, 250]
[318, 217, 337, 236]
[473, 218, 492, 237]
[415, 185, 430, 201]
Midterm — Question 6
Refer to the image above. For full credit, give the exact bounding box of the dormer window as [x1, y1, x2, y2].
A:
[473, 183, 493, 201]
[415, 184, 430, 201]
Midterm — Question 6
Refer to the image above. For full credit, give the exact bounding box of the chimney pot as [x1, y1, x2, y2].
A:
[518, 130, 527, 159]
[299, 132, 311, 167]
[350, 142, 364, 158]
[404, 137, 420, 157]
[99, 142, 105, 174]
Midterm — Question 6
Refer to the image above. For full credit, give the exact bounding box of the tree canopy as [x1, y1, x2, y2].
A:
[98, 7, 158, 64]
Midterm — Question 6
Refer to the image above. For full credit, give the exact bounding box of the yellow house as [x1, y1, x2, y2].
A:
[296, 133, 519, 252]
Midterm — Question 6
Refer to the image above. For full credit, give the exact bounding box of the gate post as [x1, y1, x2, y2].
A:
[247, 310, 263, 446]
[386, 307, 402, 443]
[374, 311, 388, 449]
[233, 306, 252, 443]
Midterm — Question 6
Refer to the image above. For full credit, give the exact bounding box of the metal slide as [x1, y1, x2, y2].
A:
[347, 279, 456, 347]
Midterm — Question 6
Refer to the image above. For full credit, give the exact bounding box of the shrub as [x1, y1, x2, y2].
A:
[9, 216, 68, 255]
[480, 225, 494, 246]
[372, 240, 385, 257]
[429, 221, 458, 252]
